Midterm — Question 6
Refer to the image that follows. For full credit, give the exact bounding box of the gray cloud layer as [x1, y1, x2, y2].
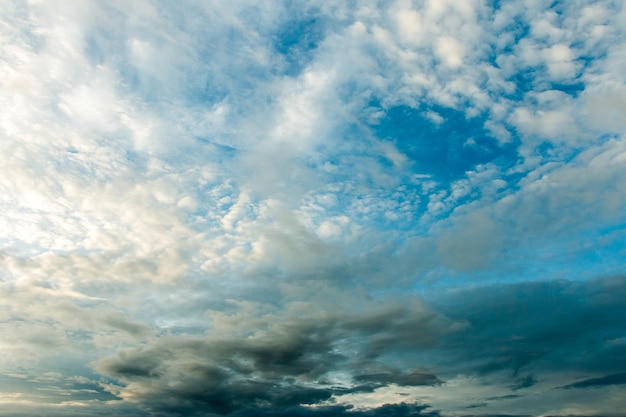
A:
[94, 302, 448, 415]
[86, 275, 626, 416]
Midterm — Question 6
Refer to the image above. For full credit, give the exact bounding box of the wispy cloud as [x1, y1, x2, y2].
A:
[558, 373, 626, 390]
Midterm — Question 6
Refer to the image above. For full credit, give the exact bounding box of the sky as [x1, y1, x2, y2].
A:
[1, 0, 626, 416]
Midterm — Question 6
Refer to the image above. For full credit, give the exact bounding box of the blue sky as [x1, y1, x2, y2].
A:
[1, 1, 626, 416]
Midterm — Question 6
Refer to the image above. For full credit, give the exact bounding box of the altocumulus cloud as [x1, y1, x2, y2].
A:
[1, 0, 626, 416]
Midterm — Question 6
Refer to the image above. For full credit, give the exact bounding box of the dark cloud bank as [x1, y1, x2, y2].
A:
[95, 302, 446, 416]
[432, 274, 626, 376]
[89, 275, 626, 416]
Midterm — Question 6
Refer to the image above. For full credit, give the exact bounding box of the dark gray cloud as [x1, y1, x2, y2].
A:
[510, 374, 537, 390]
[94, 303, 447, 415]
[430, 275, 626, 378]
[230, 402, 440, 417]
[353, 369, 442, 387]
[92, 276, 626, 415]
[456, 415, 531, 417]
[542, 415, 626, 417]
[5, 403, 430, 417]
[557, 373, 626, 390]
[483, 395, 522, 402]
[462, 395, 523, 412]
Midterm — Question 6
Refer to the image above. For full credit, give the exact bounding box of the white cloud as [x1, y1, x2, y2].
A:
[543, 43, 578, 80]
[436, 36, 465, 68]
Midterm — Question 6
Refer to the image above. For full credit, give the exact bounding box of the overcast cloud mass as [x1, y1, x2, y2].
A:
[1, 1, 626, 416]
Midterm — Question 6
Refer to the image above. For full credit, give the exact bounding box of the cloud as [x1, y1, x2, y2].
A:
[353, 370, 442, 388]
[558, 373, 626, 390]
[93, 302, 448, 415]
[430, 275, 626, 376]
[510, 375, 537, 391]
[2, 1, 626, 416]
[457, 414, 530, 417]
[229, 402, 440, 417]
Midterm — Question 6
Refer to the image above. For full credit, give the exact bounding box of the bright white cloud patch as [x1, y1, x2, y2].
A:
[1, 1, 626, 416]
